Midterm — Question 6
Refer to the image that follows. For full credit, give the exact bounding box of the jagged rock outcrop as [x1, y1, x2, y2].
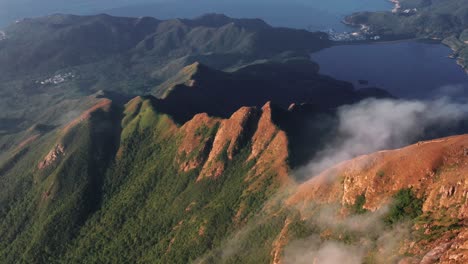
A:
[249, 102, 280, 161]
[38, 144, 65, 170]
[177, 113, 220, 172]
[198, 106, 258, 180]
[173, 101, 292, 186]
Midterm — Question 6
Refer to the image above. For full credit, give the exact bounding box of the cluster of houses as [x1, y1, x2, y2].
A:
[325, 29, 367, 41]
[324, 28, 381, 42]
[0, 31, 7, 41]
[39, 72, 75, 85]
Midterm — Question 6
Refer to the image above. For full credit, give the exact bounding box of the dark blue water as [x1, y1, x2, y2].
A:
[0, 0, 392, 30]
[104, 0, 392, 31]
[311, 41, 468, 99]
[0, 0, 139, 27]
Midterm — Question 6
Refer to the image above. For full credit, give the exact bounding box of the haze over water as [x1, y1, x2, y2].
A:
[0, 0, 391, 30]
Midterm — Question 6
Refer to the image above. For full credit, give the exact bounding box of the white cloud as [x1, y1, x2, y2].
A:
[295, 98, 468, 179]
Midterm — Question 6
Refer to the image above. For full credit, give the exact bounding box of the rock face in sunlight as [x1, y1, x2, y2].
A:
[286, 135, 468, 264]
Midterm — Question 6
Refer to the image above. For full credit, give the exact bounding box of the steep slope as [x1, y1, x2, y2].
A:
[191, 137, 468, 264]
[285, 135, 468, 263]
[0, 92, 467, 263]
[0, 95, 295, 263]
[61, 97, 295, 263]
[0, 97, 121, 263]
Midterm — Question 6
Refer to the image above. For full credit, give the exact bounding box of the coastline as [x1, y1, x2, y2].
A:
[332, 37, 425, 46]
[339, 0, 468, 75]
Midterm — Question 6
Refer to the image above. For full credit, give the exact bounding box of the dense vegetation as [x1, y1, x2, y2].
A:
[1, 94, 457, 263]
[0, 97, 290, 263]
[384, 188, 423, 225]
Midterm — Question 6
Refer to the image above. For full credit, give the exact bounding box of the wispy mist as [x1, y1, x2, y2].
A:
[295, 98, 468, 179]
[282, 204, 412, 264]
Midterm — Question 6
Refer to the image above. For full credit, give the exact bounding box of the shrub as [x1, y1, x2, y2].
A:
[351, 193, 368, 215]
[384, 188, 423, 225]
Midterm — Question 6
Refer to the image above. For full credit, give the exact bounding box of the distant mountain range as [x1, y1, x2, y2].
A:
[0, 13, 332, 141]
[0, 13, 329, 89]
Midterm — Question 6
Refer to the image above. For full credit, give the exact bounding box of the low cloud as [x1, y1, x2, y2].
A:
[295, 98, 468, 178]
[282, 205, 411, 264]
[283, 239, 364, 264]
[431, 83, 468, 101]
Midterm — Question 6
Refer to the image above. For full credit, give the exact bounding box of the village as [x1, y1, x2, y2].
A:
[324, 28, 381, 42]
[38, 72, 75, 85]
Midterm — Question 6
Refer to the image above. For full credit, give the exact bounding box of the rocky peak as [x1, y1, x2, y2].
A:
[248, 102, 278, 160]
[177, 113, 220, 172]
[198, 106, 259, 180]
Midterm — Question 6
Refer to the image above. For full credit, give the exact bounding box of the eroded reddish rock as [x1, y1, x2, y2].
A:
[248, 102, 279, 161]
[198, 107, 258, 180]
[38, 144, 65, 170]
[177, 113, 220, 172]
[289, 135, 468, 216]
[248, 130, 291, 188]
[286, 135, 468, 263]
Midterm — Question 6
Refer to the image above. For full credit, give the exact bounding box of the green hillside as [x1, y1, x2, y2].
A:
[0, 95, 293, 263]
[0, 13, 330, 95]
[1, 95, 466, 263]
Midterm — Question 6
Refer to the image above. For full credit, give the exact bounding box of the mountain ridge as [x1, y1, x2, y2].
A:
[0, 92, 467, 263]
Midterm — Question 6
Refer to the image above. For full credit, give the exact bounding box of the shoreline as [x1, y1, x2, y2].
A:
[332, 37, 426, 46]
[338, 1, 467, 75]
